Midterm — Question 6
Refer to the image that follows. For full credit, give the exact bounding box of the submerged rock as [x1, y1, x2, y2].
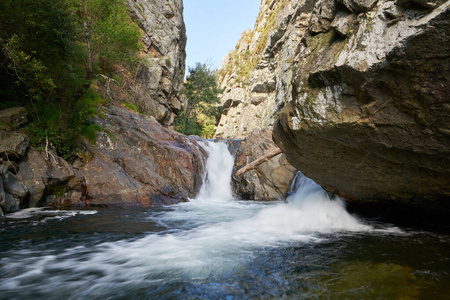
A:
[233, 129, 296, 201]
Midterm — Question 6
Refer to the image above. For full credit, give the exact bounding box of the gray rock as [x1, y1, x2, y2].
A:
[216, 0, 450, 219]
[233, 129, 296, 201]
[331, 10, 357, 36]
[1, 171, 28, 199]
[1, 193, 19, 213]
[18, 149, 83, 207]
[0, 177, 5, 206]
[273, 0, 450, 216]
[0, 107, 27, 129]
[337, 0, 379, 12]
[0, 131, 29, 159]
[309, 0, 337, 34]
[125, 0, 186, 127]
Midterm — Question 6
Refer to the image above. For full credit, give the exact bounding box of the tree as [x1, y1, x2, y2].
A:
[70, 0, 141, 80]
[0, 0, 80, 106]
[175, 62, 222, 137]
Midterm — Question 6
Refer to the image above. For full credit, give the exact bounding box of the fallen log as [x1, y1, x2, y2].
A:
[234, 148, 282, 177]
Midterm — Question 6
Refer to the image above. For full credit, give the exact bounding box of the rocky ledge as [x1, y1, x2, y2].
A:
[272, 0, 450, 220]
[0, 105, 206, 215]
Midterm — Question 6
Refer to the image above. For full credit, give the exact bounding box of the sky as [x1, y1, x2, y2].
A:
[184, 0, 261, 72]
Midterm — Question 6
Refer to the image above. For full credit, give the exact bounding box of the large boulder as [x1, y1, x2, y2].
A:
[272, 0, 450, 219]
[76, 105, 206, 206]
[232, 129, 296, 201]
[18, 149, 84, 207]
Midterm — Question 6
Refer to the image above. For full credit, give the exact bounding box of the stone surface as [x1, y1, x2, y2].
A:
[215, 0, 316, 139]
[232, 129, 296, 201]
[309, 0, 337, 34]
[76, 105, 206, 207]
[0, 131, 29, 159]
[0, 107, 27, 129]
[337, 0, 379, 12]
[272, 0, 450, 217]
[1, 171, 28, 199]
[124, 0, 187, 127]
[18, 149, 84, 207]
[331, 10, 357, 36]
[218, 0, 450, 219]
[0, 176, 5, 208]
[1, 193, 19, 212]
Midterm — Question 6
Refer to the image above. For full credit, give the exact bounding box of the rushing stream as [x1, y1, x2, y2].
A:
[1, 141, 449, 299]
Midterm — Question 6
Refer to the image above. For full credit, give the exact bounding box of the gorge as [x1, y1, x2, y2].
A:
[1, 0, 450, 298]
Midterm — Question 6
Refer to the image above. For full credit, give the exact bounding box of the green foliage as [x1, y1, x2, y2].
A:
[70, 0, 142, 78]
[174, 112, 202, 136]
[0, 0, 141, 158]
[174, 62, 222, 137]
[121, 102, 139, 113]
[25, 88, 106, 158]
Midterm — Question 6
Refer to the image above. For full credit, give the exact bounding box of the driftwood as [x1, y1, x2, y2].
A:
[234, 148, 282, 177]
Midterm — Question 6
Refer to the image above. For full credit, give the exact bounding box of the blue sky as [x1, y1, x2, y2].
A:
[184, 0, 261, 72]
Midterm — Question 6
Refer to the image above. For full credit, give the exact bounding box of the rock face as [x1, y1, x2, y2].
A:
[232, 129, 297, 200]
[117, 0, 186, 127]
[219, 0, 450, 219]
[72, 105, 206, 206]
[0, 105, 207, 210]
[215, 0, 315, 138]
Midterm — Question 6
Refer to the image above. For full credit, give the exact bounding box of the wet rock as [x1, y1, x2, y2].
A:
[0, 107, 27, 129]
[1, 193, 20, 213]
[233, 129, 296, 201]
[1, 170, 28, 199]
[0, 131, 29, 159]
[0, 176, 5, 207]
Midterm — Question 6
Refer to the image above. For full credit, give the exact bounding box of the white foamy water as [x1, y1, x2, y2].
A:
[0, 140, 400, 298]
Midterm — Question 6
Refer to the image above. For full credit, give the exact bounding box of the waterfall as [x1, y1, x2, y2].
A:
[196, 140, 235, 201]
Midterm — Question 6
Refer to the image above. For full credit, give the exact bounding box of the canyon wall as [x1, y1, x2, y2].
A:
[218, 0, 450, 219]
[126, 0, 187, 127]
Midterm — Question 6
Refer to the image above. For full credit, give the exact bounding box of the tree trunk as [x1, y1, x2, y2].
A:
[234, 148, 283, 177]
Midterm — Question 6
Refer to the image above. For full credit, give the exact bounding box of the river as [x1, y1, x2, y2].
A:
[1, 141, 449, 299]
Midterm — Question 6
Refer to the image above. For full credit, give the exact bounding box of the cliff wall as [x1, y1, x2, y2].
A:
[218, 0, 450, 219]
[125, 0, 187, 127]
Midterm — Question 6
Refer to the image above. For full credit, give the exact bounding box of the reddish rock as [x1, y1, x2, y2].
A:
[76, 105, 206, 207]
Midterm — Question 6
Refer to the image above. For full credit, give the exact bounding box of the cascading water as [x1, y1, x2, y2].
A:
[197, 141, 234, 201]
[1, 141, 448, 299]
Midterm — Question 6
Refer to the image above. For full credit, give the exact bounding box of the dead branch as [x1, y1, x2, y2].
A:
[234, 148, 282, 177]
